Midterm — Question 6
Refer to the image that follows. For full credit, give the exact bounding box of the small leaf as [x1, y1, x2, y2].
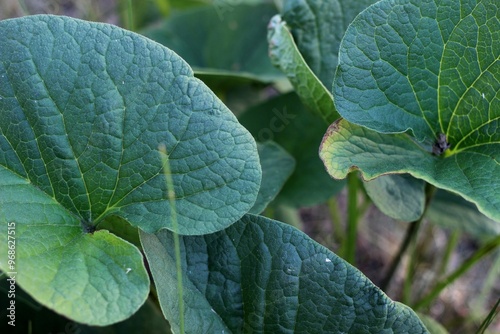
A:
[320, 119, 500, 221]
[267, 14, 337, 123]
[364, 174, 425, 222]
[141, 3, 283, 82]
[427, 190, 500, 241]
[416, 313, 449, 334]
[240, 93, 345, 207]
[141, 214, 429, 333]
[250, 141, 295, 214]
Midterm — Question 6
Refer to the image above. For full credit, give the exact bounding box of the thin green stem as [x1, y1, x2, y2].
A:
[345, 172, 359, 265]
[402, 234, 418, 304]
[123, 0, 134, 31]
[438, 229, 460, 278]
[327, 197, 344, 244]
[158, 144, 184, 334]
[413, 234, 500, 311]
[476, 297, 500, 334]
[383, 221, 420, 294]
[379, 183, 436, 292]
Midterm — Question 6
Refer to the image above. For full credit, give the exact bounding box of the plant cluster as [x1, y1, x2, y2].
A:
[0, 0, 499, 333]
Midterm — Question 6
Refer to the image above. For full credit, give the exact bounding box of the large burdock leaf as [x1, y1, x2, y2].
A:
[0, 15, 260, 324]
[323, 0, 500, 221]
[140, 214, 428, 333]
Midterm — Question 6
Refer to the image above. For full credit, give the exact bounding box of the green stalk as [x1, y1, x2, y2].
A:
[402, 234, 418, 304]
[380, 183, 435, 292]
[413, 234, 500, 311]
[379, 220, 420, 291]
[438, 229, 460, 278]
[474, 250, 500, 316]
[327, 197, 344, 246]
[158, 144, 185, 334]
[123, 0, 134, 31]
[476, 297, 500, 334]
[345, 172, 359, 265]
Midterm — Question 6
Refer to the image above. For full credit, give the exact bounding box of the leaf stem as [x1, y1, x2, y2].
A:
[476, 297, 500, 334]
[345, 172, 359, 265]
[327, 197, 344, 247]
[379, 182, 436, 292]
[413, 234, 500, 311]
[123, 0, 134, 31]
[158, 144, 185, 334]
[402, 233, 418, 305]
[438, 229, 460, 279]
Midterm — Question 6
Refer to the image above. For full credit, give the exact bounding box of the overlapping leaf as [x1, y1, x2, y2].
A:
[141, 2, 283, 82]
[0, 15, 261, 325]
[322, 0, 500, 221]
[267, 14, 337, 123]
[281, 0, 379, 88]
[141, 214, 429, 333]
[240, 93, 345, 207]
[250, 141, 295, 214]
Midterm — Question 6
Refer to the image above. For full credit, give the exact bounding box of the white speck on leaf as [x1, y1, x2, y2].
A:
[325, 258, 332, 263]
[125, 268, 132, 274]
[482, 93, 486, 99]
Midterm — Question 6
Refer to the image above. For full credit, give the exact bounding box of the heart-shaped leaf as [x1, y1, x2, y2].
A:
[250, 141, 295, 214]
[0, 15, 261, 325]
[364, 174, 426, 222]
[240, 93, 345, 207]
[323, 0, 500, 221]
[140, 214, 429, 333]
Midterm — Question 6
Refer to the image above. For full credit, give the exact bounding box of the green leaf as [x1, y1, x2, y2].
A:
[0, 168, 149, 325]
[335, 0, 500, 143]
[416, 313, 448, 334]
[427, 190, 500, 241]
[0, 287, 170, 334]
[267, 14, 337, 123]
[0, 15, 261, 325]
[0, 15, 261, 235]
[281, 0, 379, 88]
[140, 214, 429, 333]
[141, 3, 283, 82]
[327, 0, 500, 221]
[240, 93, 345, 207]
[250, 141, 295, 214]
[320, 119, 500, 221]
[364, 174, 425, 222]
